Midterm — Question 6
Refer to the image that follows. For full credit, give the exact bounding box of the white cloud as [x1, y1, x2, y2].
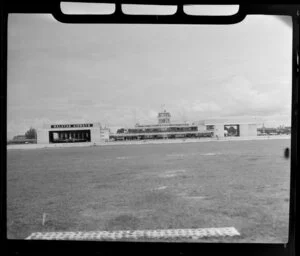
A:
[216, 75, 291, 117]
[191, 101, 222, 113]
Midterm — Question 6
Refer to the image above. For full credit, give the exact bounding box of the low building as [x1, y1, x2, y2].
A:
[13, 135, 27, 141]
[202, 118, 258, 138]
[257, 125, 291, 135]
[8, 135, 36, 145]
[37, 123, 108, 144]
[110, 110, 212, 141]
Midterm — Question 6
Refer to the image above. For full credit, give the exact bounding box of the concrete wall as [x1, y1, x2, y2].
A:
[197, 124, 206, 132]
[248, 124, 257, 136]
[37, 129, 49, 144]
[100, 129, 110, 141]
[239, 124, 248, 137]
[214, 124, 224, 138]
[90, 127, 101, 143]
[240, 124, 257, 137]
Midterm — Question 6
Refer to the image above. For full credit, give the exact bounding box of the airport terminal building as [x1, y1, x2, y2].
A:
[37, 123, 109, 144]
[110, 110, 258, 141]
[37, 111, 258, 145]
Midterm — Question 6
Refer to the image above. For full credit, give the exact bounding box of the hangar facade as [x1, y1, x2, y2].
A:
[197, 119, 258, 138]
[37, 123, 109, 144]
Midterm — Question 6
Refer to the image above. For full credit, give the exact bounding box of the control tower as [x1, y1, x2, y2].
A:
[158, 109, 171, 124]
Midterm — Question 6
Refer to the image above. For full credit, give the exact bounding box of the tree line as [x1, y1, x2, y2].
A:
[24, 127, 37, 139]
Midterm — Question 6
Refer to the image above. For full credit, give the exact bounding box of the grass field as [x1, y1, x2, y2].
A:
[7, 139, 290, 242]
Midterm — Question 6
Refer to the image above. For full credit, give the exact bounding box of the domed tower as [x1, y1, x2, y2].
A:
[158, 109, 171, 124]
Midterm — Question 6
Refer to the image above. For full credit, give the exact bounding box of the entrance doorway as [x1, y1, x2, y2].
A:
[49, 130, 91, 143]
[224, 125, 240, 137]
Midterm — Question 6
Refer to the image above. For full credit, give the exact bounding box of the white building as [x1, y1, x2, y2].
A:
[197, 118, 258, 138]
[37, 122, 109, 144]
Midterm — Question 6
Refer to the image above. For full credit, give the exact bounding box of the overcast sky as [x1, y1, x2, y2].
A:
[7, 13, 292, 139]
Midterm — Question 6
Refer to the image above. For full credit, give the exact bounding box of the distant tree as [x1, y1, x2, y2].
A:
[228, 126, 237, 135]
[25, 127, 37, 139]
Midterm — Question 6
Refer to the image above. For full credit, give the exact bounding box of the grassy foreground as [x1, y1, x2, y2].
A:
[7, 139, 290, 242]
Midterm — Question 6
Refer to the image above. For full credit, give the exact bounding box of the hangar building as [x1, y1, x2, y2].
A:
[197, 118, 258, 138]
[37, 123, 109, 144]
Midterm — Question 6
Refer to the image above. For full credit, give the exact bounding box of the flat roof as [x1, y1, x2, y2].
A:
[205, 122, 258, 125]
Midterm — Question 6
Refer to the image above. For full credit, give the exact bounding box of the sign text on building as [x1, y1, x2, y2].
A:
[51, 124, 93, 129]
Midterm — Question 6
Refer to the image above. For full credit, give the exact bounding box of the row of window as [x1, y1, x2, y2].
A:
[117, 126, 198, 134]
[111, 132, 213, 140]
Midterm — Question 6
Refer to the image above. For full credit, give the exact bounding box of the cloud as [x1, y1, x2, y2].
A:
[191, 101, 222, 113]
[216, 75, 290, 117]
[166, 75, 291, 124]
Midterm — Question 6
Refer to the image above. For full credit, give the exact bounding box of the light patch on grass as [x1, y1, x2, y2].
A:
[166, 153, 186, 157]
[154, 186, 167, 190]
[116, 156, 135, 160]
[158, 169, 187, 178]
[183, 196, 207, 200]
[201, 153, 220, 156]
[159, 173, 178, 178]
[166, 152, 222, 158]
